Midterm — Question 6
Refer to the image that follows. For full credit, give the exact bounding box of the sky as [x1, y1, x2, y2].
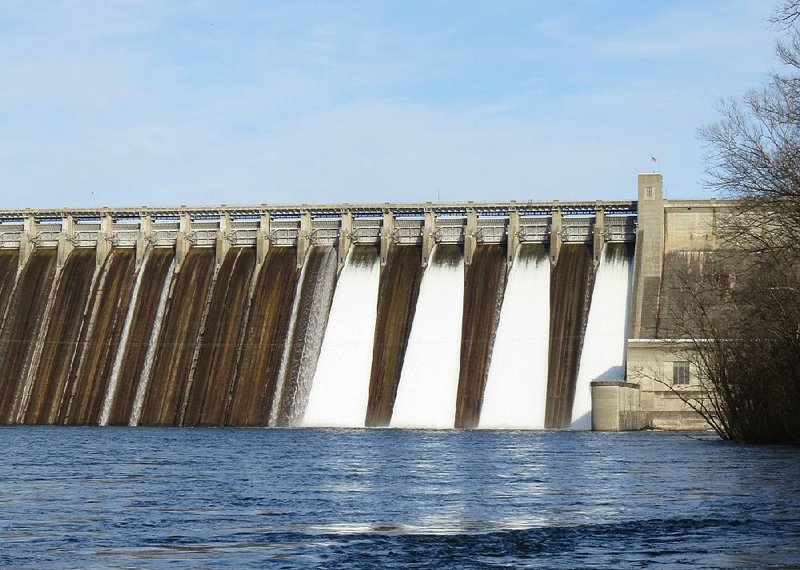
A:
[0, 0, 782, 208]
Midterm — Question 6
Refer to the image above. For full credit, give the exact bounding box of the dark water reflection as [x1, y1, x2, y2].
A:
[1, 428, 799, 568]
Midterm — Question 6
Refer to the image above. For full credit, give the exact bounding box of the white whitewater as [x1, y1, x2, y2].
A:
[479, 246, 550, 429]
[302, 248, 380, 427]
[98, 251, 150, 426]
[129, 256, 176, 426]
[391, 246, 464, 429]
[270, 247, 338, 426]
[571, 244, 633, 429]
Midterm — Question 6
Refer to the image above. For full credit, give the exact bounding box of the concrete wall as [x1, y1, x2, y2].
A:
[625, 340, 712, 431]
[608, 174, 735, 432]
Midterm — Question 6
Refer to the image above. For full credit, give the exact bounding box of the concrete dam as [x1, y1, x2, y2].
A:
[0, 184, 656, 429]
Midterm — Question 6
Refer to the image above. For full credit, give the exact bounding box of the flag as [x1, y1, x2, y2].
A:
[651, 156, 657, 163]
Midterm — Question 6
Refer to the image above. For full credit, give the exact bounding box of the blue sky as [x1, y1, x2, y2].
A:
[0, 1, 780, 207]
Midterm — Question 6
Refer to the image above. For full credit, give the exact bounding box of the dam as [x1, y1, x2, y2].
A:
[0, 174, 724, 429]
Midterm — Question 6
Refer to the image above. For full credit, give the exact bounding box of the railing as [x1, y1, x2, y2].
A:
[518, 218, 550, 243]
[0, 224, 23, 248]
[0, 200, 636, 222]
[434, 218, 465, 244]
[476, 218, 506, 244]
[269, 220, 299, 247]
[561, 217, 594, 243]
[350, 219, 381, 245]
[114, 229, 139, 247]
[0, 202, 639, 251]
[394, 219, 424, 245]
[605, 216, 637, 242]
[310, 220, 339, 246]
[34, 224, 61, 247]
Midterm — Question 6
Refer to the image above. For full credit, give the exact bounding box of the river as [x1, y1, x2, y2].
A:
[1, 428, 798, 568]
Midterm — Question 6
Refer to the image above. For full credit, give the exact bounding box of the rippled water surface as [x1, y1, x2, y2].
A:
[1, 428, 799, 568]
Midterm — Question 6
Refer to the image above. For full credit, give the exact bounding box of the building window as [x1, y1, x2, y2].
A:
[672, 361, 690, 385]
[645, 186, 655, 199]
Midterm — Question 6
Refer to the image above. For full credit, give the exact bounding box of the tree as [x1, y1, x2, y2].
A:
[685, 1, 800, 444]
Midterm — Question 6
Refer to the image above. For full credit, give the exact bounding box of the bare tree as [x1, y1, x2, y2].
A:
[690, 0, 800, 442]
[773, 1, 800, 27]
[660, 248, 800, 443]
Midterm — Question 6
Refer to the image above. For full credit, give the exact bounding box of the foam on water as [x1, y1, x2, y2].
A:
[480, 246, 550, 429]
[302, 247, 380, 427]
[391, 245, 464, 429]
[571, 244, 633, 429]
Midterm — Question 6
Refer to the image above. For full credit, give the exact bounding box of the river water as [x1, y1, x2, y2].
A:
[1, 428, 799, 568]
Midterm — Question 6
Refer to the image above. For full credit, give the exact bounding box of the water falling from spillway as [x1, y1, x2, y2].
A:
[227, 247, 298, 426]
[99, 250, 149, 426]
[272, 246, 338, 426]
[303, 246, 380, 427]
[480, 245, 551, 429]
[572, 243, 634, 429]
[129, 255, 177, 426]
[105, 249, 174, 426]
[391, 245, 464, 429]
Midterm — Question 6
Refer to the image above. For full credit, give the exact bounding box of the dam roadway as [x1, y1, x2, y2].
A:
[0, 199, 637, 429]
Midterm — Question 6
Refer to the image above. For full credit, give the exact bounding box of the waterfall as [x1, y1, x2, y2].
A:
[269, 251, 310, 426]
[129, 256, 175, 426]
[302, 246, 380, 427]
[99, 251, 150, 426]
[391, 245, 464, 429]
[271, 247, 337, 426]
[480, 245, 550, 429]
[571, 243, 633, 429]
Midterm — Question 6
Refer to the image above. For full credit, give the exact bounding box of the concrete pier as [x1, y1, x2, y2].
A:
[628, 174, 665, 339]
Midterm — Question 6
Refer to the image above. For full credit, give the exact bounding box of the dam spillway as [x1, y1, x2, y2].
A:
[0, 200, 636, 428]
